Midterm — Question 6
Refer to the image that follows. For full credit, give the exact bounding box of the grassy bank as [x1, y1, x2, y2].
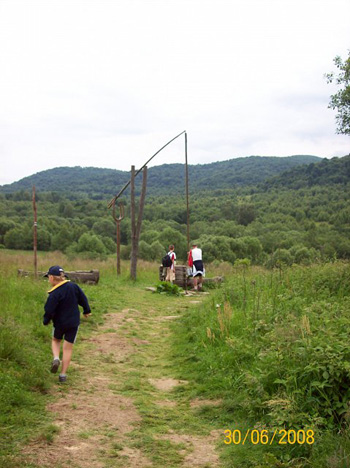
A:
[2, 249, 350, 467]
[0, 250, 158, 465]
[0, 249, 225, 467]
[171, 262, 350, 467]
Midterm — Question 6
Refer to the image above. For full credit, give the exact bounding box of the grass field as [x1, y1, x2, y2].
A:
[1, 250, 350, 467]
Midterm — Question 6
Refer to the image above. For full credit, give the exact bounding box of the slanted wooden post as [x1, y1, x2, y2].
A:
[136, 167, 147, 243]
[130, 166, 136, 280]
[130, 166, 147, 280]
[185, 132, 190, 253]
[107, 132, 188, 283]
[32, 185, 38, 279]
[112, 202, 124, 276]
[184, 132, 190, 293]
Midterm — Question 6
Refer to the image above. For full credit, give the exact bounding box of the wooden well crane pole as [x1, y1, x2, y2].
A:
[107, 130, 186, 209]
[185, 131, 190, 252]
[32, 185, 38, 279]
[108, 131, 190, 281]
[112, 201, 125, 276]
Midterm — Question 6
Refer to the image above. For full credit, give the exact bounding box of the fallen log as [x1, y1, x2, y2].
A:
[18, 269, 100, 285]
[65, 270, 99, 285]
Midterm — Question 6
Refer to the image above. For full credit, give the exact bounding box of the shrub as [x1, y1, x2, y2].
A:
[198, 235, 236, 264]
[4, 226, 32, 250]
[75, 233, 107, 255]
[155, 281, 182, 296]
[150, 240, 166, 262]
[66, 233, 108, 260]
[266, 249, 293, 268]
[120, 244, 131, 260]
[138, 240, 153, 261]
[100, 236, 116, 254]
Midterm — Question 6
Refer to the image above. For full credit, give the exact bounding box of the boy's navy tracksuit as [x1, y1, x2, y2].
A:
[43, 280, 91, 343]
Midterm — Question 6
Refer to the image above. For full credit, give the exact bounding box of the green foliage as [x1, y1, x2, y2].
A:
[37, 228, 52, 251]
[157, 227, 187, 261]
[67, 233, 108, 259]
[92, 219, 116, 239]
[76, 233, 106, 254]
[138, 240, 153, 261]
[198, 235, 236, 263]
[0, 275, 53, 458]
[326, 51, 350, 135]
[266, 248, 293, 268]
[0, 217, 17, 244]
[172, 261, 350, 467]
[120, 244, 131, 260]
[0, 155, 321, 197]
[155, 281, 182, 296]
[289, 245, 314, 265]
[236, 202, 256, 226]
[4, 225, 32, 250]
[139, 229, 160, 244]
[265, 155, 350, 189]
[1, 155, 350, 266]
[138, 238, 165, 262]
[51, 224, 76, 252]
[100, 236, 116, 254]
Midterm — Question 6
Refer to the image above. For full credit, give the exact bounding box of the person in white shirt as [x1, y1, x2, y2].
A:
[189, 243, 204, 290]
[165, 245, 176, 284]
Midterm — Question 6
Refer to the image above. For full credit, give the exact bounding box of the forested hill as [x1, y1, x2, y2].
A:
[0, 155, 320, 198]
[263, 154, 350, 190]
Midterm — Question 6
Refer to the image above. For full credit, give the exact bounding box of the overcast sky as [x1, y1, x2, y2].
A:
[0, 0, 349, 186]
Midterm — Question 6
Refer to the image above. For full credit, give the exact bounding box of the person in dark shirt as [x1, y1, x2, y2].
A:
[43, 265, 91, 383]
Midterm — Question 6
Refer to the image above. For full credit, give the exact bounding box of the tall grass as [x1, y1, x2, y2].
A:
[172, 262, 350, 467]
[3, 249, 350, 467]
[0, 270, 51, 463]
[0, 251, 123, 462]
[0, 249, 166, 458]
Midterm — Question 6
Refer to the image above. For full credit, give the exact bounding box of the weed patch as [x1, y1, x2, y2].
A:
[171, 262, 350, 467]
[155, 281, 182, 296]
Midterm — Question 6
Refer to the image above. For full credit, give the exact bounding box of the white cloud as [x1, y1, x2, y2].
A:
[0, 0, 349, 185]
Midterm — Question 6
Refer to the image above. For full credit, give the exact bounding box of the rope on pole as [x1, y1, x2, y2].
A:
[107, 130, 186, 209]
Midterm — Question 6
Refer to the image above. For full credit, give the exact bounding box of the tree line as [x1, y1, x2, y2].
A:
[0, 155, 320, 199]
[1, 175, 350, 268]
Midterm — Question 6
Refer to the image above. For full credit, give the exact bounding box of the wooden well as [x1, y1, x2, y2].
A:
[159, 265, 224, 289]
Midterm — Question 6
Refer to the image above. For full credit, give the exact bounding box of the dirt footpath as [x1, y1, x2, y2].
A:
[22, 297, 224, 468]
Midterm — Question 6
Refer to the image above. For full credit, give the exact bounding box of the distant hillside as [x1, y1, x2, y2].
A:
[0, 155, 321, 198]
[263, 154, 350, 190]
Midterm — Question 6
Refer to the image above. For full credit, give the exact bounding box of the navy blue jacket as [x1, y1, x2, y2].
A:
[43, 280, 91, 328]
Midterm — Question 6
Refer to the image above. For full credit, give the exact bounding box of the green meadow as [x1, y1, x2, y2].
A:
[1, 250, 350, 467]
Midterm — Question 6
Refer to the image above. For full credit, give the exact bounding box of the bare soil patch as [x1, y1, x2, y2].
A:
[157, 430, 223, 467]
[90, 333, 133, 361]
[22, 309, 149, 468]
[117, 446, 153, 467]
[23, 377, 141, 467]
[22, 300, 224, 467]
[149, 377, 189, 392]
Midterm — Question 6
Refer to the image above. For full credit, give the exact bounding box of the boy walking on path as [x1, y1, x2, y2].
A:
[43, 265, 91, 383]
